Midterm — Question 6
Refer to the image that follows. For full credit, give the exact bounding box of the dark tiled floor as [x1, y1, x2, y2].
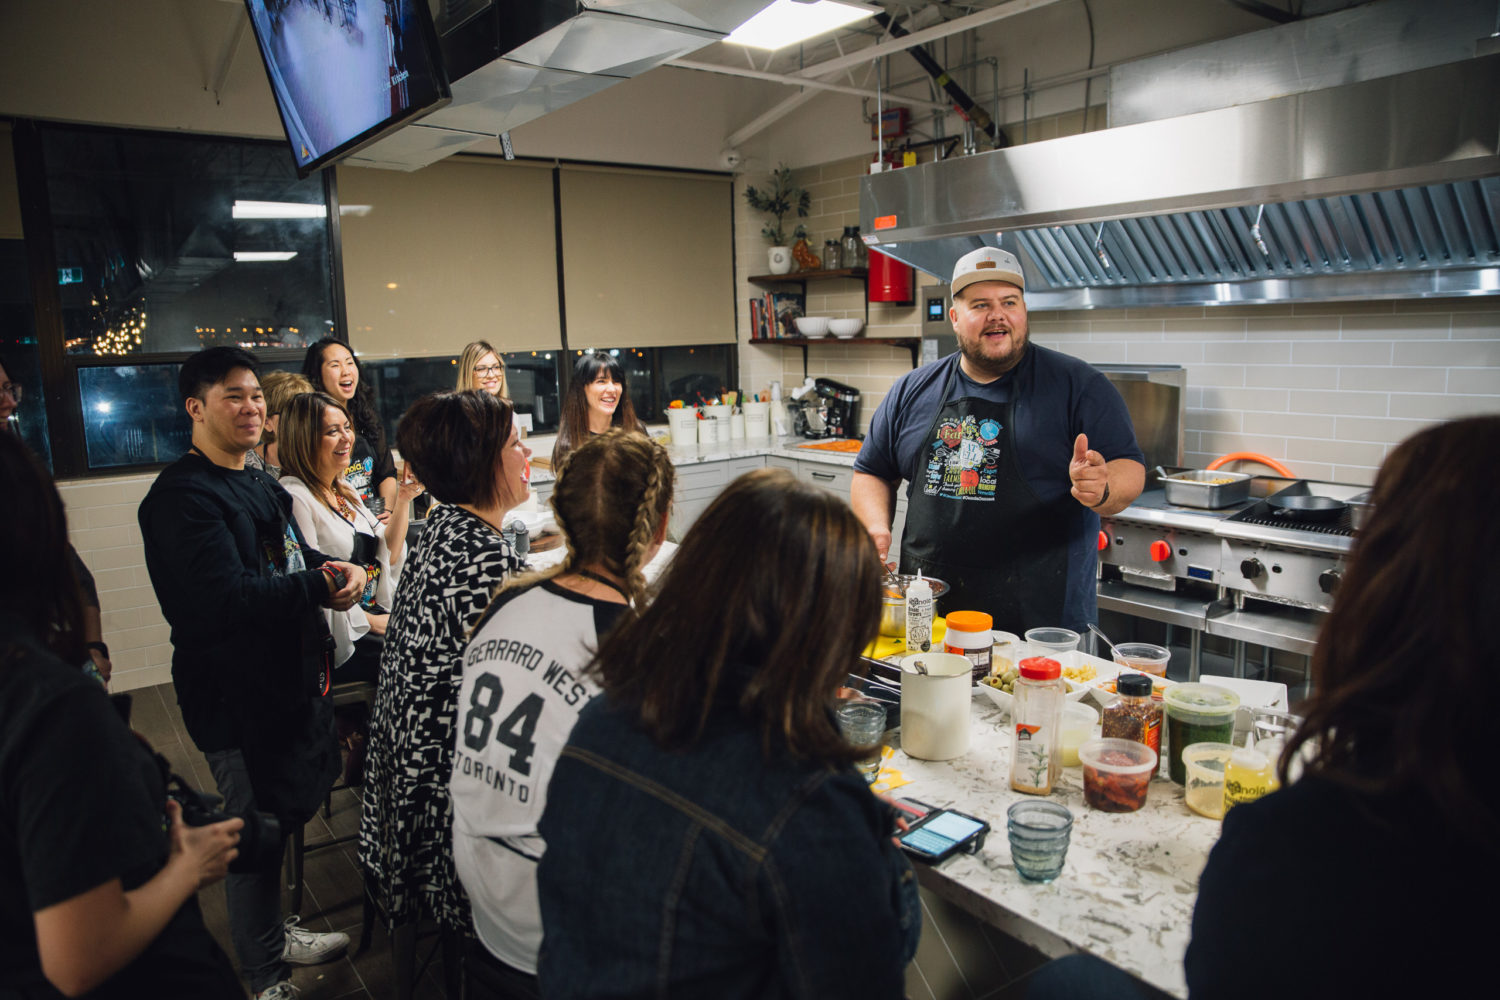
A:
[135, 682, 452, 1000]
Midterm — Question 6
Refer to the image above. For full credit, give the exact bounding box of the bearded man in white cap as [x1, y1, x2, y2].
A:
[851, 246, 1145, 637]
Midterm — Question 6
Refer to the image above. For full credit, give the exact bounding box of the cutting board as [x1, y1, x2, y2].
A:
[864, 617, 949, 661]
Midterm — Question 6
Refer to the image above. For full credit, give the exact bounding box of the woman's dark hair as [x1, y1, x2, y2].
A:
[0, 432, 85, 664]
[179, 346, 259, 404]
[507, 430, 674, 609]
[1284, 415, 1500, 842]
[551, 351, 646, 468]
[589, 467, 882, 763]
[397, 390, 515, 507]
[301, 338, 384, 454]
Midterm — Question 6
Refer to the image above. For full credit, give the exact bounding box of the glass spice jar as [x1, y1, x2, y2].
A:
[1100, 672, 1162, 759]
[823, 240, 842, 271]
[1009, 657, 1065, 796]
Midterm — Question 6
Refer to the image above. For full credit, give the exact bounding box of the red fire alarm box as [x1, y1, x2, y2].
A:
[868, 249, 914, 304]
[871, 107, 909, 140]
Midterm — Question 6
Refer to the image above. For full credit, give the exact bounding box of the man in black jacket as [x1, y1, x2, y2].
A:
[139, 347, 367, 1000]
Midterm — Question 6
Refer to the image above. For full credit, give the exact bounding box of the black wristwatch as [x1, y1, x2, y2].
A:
[85, 641, 109, 658]
[1089, 483, 1112, 509]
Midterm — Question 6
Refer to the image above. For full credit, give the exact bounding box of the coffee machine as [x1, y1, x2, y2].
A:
[788, 377, 862, 439]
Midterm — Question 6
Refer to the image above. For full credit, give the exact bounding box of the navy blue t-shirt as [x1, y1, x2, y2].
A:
[855, 345, 1143, 629]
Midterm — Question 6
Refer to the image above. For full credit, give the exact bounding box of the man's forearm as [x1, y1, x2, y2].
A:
[850, 472, 898, 561]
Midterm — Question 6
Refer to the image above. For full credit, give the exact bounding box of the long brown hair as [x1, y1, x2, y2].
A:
[589, 467, 882, 763]
[276, 392, 360, 508]
[456, 340, 507, 399]
[552, 352, 645, 468]
[1284, 415, 1500, 841]
[506, 430, 674, 609]
[1, 433, 86, 665]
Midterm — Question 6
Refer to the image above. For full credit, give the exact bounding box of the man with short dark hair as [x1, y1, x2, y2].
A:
[139, 347, 367, 1000]
[852, 247, 1146, 637]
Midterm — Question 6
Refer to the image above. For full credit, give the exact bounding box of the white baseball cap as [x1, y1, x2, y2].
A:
[951, 246, 1025, 295]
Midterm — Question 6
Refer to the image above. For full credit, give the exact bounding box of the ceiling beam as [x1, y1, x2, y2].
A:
[667, 59, 950, 112]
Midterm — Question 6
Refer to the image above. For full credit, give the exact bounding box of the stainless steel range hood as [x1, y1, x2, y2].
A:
[861, 55, 1500, 308]
[347, 1, 772, 170]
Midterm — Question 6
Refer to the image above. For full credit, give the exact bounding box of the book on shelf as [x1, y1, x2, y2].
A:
[772, 291, 805, 339]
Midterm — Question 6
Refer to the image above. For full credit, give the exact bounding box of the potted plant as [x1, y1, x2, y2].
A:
[743, 164, 810, 275]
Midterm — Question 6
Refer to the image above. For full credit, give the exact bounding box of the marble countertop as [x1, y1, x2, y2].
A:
[889, 694, 1222, 998]
[530, 435, 858, 485]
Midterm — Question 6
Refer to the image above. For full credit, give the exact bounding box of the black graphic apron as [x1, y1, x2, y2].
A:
[898, 356, 1075, 636]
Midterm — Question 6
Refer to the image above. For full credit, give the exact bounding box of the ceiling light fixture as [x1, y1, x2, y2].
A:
[233, 251, 299, 262]
[232, 200, 327, 219]
[724, 0, 877, 51]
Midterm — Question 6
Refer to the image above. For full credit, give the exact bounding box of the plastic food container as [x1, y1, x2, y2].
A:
[1058, 702, 1100, 767]
[1161, 469, 1252, 509]
[1163, 684, 1241, 784]
[1078, 738, 1158, 813]
[1112, 642, 1170, 677]
[1181, 742, 1235, 819]
[943, 610, 993, 682]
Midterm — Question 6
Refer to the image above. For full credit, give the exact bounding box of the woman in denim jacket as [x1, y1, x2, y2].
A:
[537, 467, 920, 999]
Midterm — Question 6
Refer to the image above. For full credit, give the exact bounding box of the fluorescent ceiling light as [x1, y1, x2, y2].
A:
[233, 251, 299, 262]
[725, 0, 876, 51]
[232, 200, 326, 219]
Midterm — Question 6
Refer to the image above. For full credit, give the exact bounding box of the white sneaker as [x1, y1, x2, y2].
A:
[254, 982, 300, 1000]
[281, 915, 349, 966]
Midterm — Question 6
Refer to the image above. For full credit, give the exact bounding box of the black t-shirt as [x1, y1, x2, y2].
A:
[0, 629, 240, 998]
[344, 433, 397, 506]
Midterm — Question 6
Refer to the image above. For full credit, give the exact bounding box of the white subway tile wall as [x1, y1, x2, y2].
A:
[57, 474, 171, 693]
[736, 155, 1500, 488]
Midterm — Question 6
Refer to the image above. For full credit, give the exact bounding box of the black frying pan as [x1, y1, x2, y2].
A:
[1266, 494, 1348, 522]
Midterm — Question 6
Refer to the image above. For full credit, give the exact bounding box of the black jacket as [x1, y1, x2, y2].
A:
[138, 452, 339, 821]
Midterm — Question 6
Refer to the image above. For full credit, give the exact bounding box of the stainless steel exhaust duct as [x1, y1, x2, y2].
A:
[861, 55, 1500, 308]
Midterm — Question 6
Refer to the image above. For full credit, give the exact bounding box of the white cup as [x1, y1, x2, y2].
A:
[698, 417, 720, 445]
[743, 401, 770, 438]
[899, 652, 972, 760]
[666, 407, 699, 445]
[729, 413, 746, 439]
[701, 403, 731, 423]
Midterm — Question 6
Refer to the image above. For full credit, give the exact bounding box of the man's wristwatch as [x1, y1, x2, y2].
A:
[1089, 483, 1112, 509]
[85, 641, 109, 658]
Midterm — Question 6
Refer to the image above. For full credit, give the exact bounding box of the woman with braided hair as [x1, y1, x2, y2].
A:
[450, 428, 673, 990]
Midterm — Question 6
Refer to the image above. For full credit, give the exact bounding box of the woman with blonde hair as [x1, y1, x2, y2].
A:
[456, 340, 507, 399]
[245, 370, 313, 478]
[536, 467, 919, 998]
[275, 391, 419, 682]
[452, 429, 674, 990]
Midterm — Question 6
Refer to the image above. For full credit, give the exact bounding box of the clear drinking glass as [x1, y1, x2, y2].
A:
[1007, 800, 1073, 882]
[835, 699, 887, 780]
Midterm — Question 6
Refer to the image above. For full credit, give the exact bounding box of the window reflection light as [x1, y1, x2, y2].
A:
[724, 0, 876, 50]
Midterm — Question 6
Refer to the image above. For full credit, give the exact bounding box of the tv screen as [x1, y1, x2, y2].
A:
[243, 0, 450, 177]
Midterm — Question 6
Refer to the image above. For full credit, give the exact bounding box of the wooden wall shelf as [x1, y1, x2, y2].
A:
[747, 336, 920, 370]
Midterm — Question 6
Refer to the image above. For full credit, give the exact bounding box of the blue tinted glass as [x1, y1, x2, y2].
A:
[77, 364, 190, 468]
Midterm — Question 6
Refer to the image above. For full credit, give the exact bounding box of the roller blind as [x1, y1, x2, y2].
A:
[0, 124, 21, 240]
[338, 157, 560, 359]
[559, 166, 734, 348]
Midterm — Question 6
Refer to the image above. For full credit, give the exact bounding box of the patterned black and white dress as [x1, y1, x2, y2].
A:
[358, 503, 523, 931]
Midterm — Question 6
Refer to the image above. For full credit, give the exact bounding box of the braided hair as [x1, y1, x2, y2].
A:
[505, 429, 673, 609]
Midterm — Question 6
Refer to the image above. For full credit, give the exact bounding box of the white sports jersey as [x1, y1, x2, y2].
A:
[450, 579, 625, 974]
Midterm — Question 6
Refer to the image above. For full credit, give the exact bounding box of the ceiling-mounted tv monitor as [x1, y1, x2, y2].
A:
[242, 0, 451, 177]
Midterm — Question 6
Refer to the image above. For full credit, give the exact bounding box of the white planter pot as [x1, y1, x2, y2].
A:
[767, 246, 793, 274]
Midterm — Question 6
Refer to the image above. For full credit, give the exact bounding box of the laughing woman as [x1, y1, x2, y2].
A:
[359, 390, 532, 937]
[275, 392, 419, 683]
[302, 338, 398, 517]
[550, 351, 646, 468]
[456, 340, 508, 399]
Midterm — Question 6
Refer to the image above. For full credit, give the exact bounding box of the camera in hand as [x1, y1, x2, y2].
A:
[164, 770, 282, 874]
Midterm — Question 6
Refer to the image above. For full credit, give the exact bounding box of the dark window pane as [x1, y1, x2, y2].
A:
[660, 344, 734, 413]
[499, 351, 561, 433]
[0, 240, 52, 466]
[41, 127, 335, 357]
[77, 364, 190, 468]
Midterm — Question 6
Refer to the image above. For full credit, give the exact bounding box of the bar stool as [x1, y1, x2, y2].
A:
[283, 680, 376, 915]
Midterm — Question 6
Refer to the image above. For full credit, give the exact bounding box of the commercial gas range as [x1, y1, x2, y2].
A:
[1098, 474, 1369, 669]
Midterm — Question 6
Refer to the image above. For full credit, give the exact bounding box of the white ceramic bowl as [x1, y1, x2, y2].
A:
[828, 317, 864, 338]
[794, 316, 830, 337]
[975, 676, 1089, 717]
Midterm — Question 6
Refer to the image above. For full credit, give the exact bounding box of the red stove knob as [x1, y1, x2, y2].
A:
[1149, 540, 1171, 563]
[1098, 530, 1109, 552]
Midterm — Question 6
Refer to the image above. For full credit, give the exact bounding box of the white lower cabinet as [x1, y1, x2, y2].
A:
[670, 456, 767, 538]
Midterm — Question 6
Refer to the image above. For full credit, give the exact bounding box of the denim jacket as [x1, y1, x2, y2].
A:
[537, 696, 920, 999]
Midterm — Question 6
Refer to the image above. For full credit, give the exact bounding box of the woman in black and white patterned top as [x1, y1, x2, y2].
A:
[359, 390, 532, 933]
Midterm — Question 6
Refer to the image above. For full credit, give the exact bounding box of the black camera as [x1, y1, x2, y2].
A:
[164, 771, 283, 875]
